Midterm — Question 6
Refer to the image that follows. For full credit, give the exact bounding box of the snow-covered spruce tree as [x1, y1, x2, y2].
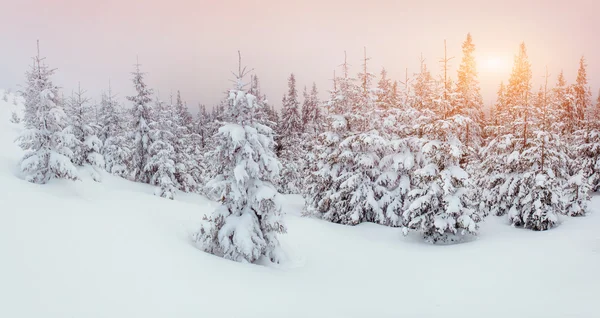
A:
[301, 82, 322, 135]
[479, 43, 575, 230]
[190, 103, 209, 190]
[65, 84, 104, 180]
[507, 131, 570, 229]
[277, 73, 304, 194]
[375, 68, 398, 110]
[300, 82, 322, 193]
[17, 47, 78, 183]
[193, 54, 286, 264]
[304, 55, 355, 221]
[171, 91, 199, 193]
[376, 106, 426, 227]
[305, 51, 386, 225]
[127, 61, 154, 183]
[455, 33, 485, 149]
[403, 114, 481, 242]
[99, 84, 131, 177]
[411, 61, 436, 111]
[145, 97, 177, 199]
[574, 56, 592, 129]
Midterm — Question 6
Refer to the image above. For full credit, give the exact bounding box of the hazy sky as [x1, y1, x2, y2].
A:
[0, 0, 598, 111]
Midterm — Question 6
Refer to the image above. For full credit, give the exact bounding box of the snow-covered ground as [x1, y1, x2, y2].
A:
[0, 90, 598, 318]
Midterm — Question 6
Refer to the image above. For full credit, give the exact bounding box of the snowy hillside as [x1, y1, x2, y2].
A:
[0, 88, 599, 318]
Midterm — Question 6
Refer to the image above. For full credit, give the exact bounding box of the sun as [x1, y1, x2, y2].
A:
[481, 56, 509, 73]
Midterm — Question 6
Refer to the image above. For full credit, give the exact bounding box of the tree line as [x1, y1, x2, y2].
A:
[13, 34, 600, 263]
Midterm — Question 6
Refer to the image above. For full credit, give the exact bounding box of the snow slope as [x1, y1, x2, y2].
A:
[0, 89, 599, 318]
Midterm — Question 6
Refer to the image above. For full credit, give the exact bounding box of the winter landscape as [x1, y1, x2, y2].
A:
[1, 1, 600, 317]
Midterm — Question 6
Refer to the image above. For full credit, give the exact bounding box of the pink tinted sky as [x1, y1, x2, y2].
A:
[0, 0, 598, 110]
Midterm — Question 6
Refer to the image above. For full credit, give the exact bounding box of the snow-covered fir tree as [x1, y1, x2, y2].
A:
[193, 54, 286, 263]
[18, 46, 78, 183]
[375, 68, 396, 110]
[574, 56, 592, 128]
[305, 52, 386, 225]
[376, 106, 425, 227]
[411, 61, 436, 111]
[65, 84, 104, 180]
[171, 91, 200, 193]
[455, 33, 485, 148]
[478, 42, 583, 230]
[145, 96, 177, 199]
[127, 61, 154, 183]
[403, 116, 482, 242]
[277, 73, 304, 194]
[99, 83, 131, 177]
[301, 82, 322, 135]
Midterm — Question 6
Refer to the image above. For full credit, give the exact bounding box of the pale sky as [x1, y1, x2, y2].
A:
[0, 0, 598, 111]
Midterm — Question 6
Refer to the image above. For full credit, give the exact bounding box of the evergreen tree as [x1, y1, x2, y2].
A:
[99, 84, 131, 178]
[305, 52, 385, 225]
[376, 68, 395, 109]
[404, 117, 481, 242]
[277, 73, 304, 194]
[194, 53, 286, 264]
[301, 82, 321, 135]
[574, 56, 592, 125]
[127, 61, 154, 183]
[478, 44, 579, 230]
[551, 71, 574, 133]
[411, 61, 436, 111]
[65, 84, 104, 176]
[505, 42, 533, 139]
[171, 92, 199, 193]
[455, 33, 485, 147]
[18, 46, 78, 183]
[145, 97, 177, 199]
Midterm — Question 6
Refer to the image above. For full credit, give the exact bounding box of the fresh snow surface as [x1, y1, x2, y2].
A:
[0, 89, 599, 317]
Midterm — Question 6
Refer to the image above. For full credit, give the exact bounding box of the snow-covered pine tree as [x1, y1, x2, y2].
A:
[375, 68, 395, 109]
[403, 115, 481, 242]
[185, 103, 209, 192]
[305, 51, 386, 225]
[574, 56, 592, 129]
[300, 82, 322, 193]
[404, 43, 481, 242]
[277, 73, 304, 194]
[551, 71, 574, 133]
[376, 106, 425, 227]
[479, 43, 575, 230]
[127, 60, 154, 183]
[99, 83, 132, 177]
[65, 84, 105, 179]
[171, 91, 199, 193]
[301, 82, 322, 135]
[455, 33, 485, 149]
[193, 53, 286, 264]
[411, 58, 436, 111]
[145, 96, 177, 199]
[17, 44, 78, 183]
[486, 81, 507, 138]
